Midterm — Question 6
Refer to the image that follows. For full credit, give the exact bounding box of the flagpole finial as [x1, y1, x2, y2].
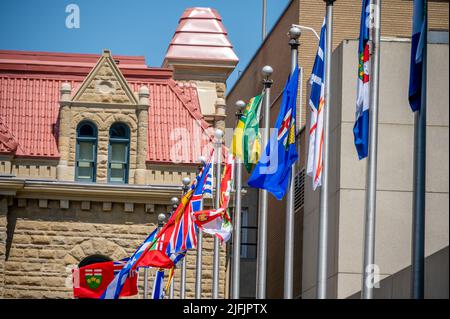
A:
[182, 177, 191, 187]
[288, 26, 301, 40]
[262, 65, 273, 79]
[214, 128, 224, 141]
[235, 100, 246, 119]
[170, 196, 179, 206]
[198, 156, 206, 165]
[158, 213, 166, 225]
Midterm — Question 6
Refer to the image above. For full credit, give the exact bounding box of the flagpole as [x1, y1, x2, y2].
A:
[317, 0, 334, 299]
[212, 129, 223, 299]
[411, 0, 427, 300]
[262, 0, 267, 41]
[143, 267, 149, 299]
[283, 26, 301, 300]
[169, 196, 179, 299]
[195, 156, 206, 299]
[180, 177, 190, 299]
[362, 0, 381, 299]
[231, 100, 246, 299]
[256, 65, 273, 299]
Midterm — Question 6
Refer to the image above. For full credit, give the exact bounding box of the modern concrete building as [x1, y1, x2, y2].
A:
[0, 7, 238, 298]
[226, 0, 448, 298]
[302, 38, 449, 299]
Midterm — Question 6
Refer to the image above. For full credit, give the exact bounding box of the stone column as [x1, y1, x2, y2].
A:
[56, 82, 72, 181]
[135, 86, 149, 184]
[214, 83, 227, 131]
[0, 198, 8, 298]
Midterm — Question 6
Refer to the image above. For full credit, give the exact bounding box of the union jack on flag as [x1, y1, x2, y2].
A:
[167, 161, 212, 254]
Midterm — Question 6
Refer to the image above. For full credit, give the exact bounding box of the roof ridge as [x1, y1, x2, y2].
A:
[0, 116, 19, 153]
[167, 79, 212, 139]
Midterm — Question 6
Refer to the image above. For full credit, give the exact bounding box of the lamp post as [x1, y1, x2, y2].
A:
[180, 177, 190, 299]
[256, 65, 273, 299]
[231, 99, 246, 299]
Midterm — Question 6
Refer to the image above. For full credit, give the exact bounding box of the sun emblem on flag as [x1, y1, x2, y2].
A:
[85, 269, 102, 289]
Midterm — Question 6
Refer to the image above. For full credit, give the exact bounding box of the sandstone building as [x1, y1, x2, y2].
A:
[0, 7, 238, 298]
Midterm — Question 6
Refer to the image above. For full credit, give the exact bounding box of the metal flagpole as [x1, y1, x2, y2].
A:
[362, 0, 381, 299]
[143, 267, 149, 299]
[411, 0, 427, 300]
[262, 0, 267, 41]
[212, 129, 223, 299]
[180, 177, 190, 299]
[195, 156, 206, 299]
[317, 0, 334, 299]
[232, 100, 246, 299]
[256, 65, 273, 299]
[169, 196, 179, 299]
[284, 26, 301, 300]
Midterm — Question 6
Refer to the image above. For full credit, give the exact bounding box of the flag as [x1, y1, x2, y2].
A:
[306, 18, 326, 190]
[231, 94, 264, 172]
[353, 0, 371, 160]
[247, 67, 299, 200]
[136, 191, 193, 269]
[151, 269, 165, 299]
[74, 260, 138, 299]
[137, 160, 212, 269]
[203, 150, 214, 198]
[100, 228, 158, 299]
[409, 0, 426, 112]
[193, 153, 234, 242]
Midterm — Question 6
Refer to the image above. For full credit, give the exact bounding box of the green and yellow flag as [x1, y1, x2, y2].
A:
[231, 93, 264, 172]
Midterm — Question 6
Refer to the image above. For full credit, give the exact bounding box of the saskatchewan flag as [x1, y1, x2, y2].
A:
[231, 93, 264, 172]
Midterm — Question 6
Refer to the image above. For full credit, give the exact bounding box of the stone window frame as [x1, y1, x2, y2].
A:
[107, 122, 131, 184]
[75, 120, 98, 182]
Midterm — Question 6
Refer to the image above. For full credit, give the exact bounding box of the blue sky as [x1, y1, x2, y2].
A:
[0, 0, 291, 89]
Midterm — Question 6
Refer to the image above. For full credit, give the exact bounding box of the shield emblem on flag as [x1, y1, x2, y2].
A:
[85, 269, 102, 290]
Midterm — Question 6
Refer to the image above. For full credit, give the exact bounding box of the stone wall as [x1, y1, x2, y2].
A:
[0, 198, 7, 298]
[2, 198, 227, 299]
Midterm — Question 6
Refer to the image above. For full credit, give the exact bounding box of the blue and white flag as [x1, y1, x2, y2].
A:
[306, 18, 326, 190]
[100, 228, 158, 299]
[151, 270, 165, 299]
[354, 0, 371, 160]
[247, 67, 299, 200]
[408, 0, 426, 112]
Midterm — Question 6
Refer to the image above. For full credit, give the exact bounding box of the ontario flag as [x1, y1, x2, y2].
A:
[306, 18, 326, 190]
[193, 153, 234, 242]
[73, 259, 138, 299]
[354, 0, 371, 160]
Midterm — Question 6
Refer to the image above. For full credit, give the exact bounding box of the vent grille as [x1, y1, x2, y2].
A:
[294, 167, 306, 212]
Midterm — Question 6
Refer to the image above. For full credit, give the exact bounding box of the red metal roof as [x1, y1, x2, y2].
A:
[0, 50, 215, 163]
[164, 7, 239, 64]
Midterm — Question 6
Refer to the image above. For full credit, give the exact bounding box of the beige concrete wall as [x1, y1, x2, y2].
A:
[1, 198, 227, 299]
[302, 40, 449, 299]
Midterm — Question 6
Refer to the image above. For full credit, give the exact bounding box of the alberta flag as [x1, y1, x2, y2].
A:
[408, 0, 426, 112]
[353, 0, 371, 160]
[247, 67, 299, 200]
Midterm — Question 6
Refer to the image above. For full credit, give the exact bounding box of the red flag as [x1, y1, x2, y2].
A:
[72, 261, 138, 299]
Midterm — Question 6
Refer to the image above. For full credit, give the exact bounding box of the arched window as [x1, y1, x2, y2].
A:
[108, 123, 130, 184]
[75, 121, 97, 182]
